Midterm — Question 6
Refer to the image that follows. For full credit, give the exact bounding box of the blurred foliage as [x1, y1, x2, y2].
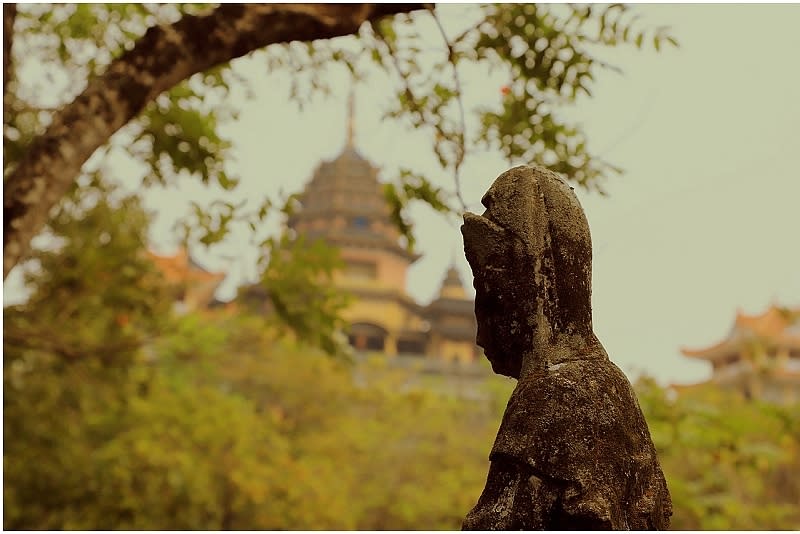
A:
[6, 306, 800, 529]
[254, 228, 352, 358]
[4, 182, 798, 530]
[383, 167, 452, 251]
[3, 179, 172, 364]
[636, 377, 800, 530]
[4, 308, 498, 529]
[2, 202, 498, 528]
[4, 3, 676, 258]
[11, 10, 795, 529]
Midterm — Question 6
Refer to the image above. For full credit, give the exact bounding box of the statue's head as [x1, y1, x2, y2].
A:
[461, 166, 594, 378]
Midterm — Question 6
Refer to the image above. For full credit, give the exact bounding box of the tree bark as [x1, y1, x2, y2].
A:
[3, 3, 423, 279]
[3, 3, 15, 98]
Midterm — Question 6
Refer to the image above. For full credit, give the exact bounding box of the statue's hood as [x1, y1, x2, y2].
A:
[462, 166, 595, 359]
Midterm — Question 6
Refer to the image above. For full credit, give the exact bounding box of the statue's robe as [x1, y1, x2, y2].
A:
[461, 165, 672, 530]
[463, 354, 672, 530]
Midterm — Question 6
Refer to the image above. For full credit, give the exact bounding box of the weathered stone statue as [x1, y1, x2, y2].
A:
[461, 166, 672, 530]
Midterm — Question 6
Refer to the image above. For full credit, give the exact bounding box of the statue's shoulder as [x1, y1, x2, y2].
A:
[491, 358, 653, 478]
[490, 358, 670, 528]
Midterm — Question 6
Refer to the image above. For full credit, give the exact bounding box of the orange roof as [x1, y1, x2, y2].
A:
[147, 248, 226, 286]
[681, 304, 800, 360]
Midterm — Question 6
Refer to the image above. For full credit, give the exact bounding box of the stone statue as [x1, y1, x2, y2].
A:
[461, 166, 672, 530]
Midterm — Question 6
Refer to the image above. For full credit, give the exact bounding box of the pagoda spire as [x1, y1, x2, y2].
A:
[439, 261, 466, 300]
[346, 86, 356, 148]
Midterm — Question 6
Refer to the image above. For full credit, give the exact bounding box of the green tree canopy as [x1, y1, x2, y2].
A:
[3, 3, 675, 278]
[4, 192, 798, 530]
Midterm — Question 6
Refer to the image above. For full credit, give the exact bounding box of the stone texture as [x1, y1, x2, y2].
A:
[461, 165, 671, 530]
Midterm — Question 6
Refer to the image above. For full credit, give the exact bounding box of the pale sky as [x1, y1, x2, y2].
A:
[5, 4, 800, 386]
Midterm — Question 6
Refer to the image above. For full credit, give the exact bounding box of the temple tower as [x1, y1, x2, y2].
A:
[426, 264, 479, 363]
[287, 92, 424, 355]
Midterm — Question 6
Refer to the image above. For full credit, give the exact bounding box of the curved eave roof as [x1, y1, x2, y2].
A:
[299, 229, 422, 263]
[148, 250, 226, 285]
[346, 287, 424, 314]
[682, 305, 800, 361]
[435, 324, 477, 341]
[682, 332, 800, 361]
[681, 341, 740, 361]
[426, 297, 475, 316]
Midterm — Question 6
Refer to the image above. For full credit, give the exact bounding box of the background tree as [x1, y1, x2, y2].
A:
[636, 377, 800, 530]
[3, 3, 675, 278]
[5, 190, 797, 530]
[2, 189, 501, 528]
[6, 7, 797, 530]
[3, 177, 171, 363]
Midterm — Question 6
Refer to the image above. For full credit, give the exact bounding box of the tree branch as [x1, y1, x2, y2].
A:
[3, 3, 14, 98]
[429, 6, 467, 212]
[3, 3, 423, 279]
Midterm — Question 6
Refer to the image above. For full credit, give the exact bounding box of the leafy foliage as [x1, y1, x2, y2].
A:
[637, 377, 800, 530]
[3, 180, 171, 364]
[254, 229, 352, 358]
[5, 177, 797, 531]
[383, 167, 453, 251]
[7, 305, 799, 530]
[4, 3, 676, 262]
[470, 4, 675, 191]
[360, 4, 676, 195]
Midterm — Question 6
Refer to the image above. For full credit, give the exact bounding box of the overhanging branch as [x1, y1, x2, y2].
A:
[3, 3, 15, 97]
[3, 3, 423, 279]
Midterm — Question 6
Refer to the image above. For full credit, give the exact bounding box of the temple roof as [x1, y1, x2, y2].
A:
[423, 264, 476, 340]
[682, 305, 800, 361]
[443, 264, 463, 288]
[427, 296, 474, 317]
[148, 248, 225, 286]
[428, 263, 471, 308]
[287, 95, 419, 262]
[294, 150, 383, 209]
[439, 264, 467, 298]
[434, 323, 478, 342]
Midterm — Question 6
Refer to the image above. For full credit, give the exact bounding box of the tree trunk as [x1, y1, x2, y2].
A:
[3, 3, 423, 279]
[3, 3, 15, 97]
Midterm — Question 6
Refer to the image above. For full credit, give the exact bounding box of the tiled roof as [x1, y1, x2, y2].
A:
[681, 305, 800, 360]
[148, 248, 226, 292]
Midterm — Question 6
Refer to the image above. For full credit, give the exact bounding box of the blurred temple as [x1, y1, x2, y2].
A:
[681, 305, 800, 404]
[148, 96, 485, 396]
[282, 92, 479, 364]
[147, 248, 226, 314]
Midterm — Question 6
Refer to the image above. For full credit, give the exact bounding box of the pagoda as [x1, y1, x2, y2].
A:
[425, 264, 479, 363]
[286, 91, 478, 361]
[681, 304, 800, 404]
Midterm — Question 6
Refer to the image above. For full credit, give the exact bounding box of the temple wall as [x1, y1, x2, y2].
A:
[336, 248, 408, 293]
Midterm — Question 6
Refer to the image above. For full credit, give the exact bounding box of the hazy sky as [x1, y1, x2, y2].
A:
[5, 4, 799, 385]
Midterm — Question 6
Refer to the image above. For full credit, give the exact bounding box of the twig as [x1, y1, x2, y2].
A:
[429, 5, 468, 212]
[371, 14, 468, 212]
